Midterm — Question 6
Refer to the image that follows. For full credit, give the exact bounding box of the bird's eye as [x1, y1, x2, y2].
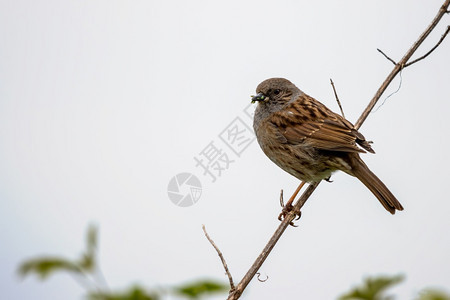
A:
[273, 89, 281, 95]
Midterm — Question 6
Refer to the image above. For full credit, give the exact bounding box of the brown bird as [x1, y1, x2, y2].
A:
[252, 78, 403, 214]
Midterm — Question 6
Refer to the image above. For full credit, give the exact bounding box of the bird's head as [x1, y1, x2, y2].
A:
[251, 78, 300, 107]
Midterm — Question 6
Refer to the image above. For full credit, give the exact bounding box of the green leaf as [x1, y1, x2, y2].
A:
[86, 224, 98, 254]
[416, 289, 450, 300]
[339, 274, 404, 300]
[18, 257, 82, 279]
[89, 286, 158, 300]
[174, 280, 228, 299]
[79, 224, 98, 272]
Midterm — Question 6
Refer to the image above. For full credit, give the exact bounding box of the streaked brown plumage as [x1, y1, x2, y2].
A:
[252, 78, 403, 214]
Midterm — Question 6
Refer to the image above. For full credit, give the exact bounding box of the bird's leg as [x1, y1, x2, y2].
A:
[278, 181, 306, 224]
[284, 181, 305, 208]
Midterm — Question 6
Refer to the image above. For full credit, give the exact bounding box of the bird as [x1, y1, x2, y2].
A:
[252, 77, 403, 215]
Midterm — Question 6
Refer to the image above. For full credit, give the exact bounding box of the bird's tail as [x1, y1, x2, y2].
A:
[350, 156, 404, 214]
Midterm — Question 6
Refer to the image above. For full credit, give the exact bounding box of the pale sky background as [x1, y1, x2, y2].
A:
[1, 1, 449, 299]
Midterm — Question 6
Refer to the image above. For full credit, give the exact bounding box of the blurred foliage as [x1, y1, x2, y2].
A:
[174, 280, 228, 298]
[340, 275, 450, 300]
[18, 225, 227, 299]
[416, 289, 450, 300]
[18, 225, 449, 299]
[89, 286, 158, 300]
[87, 281, 228, 300]
[81, 224, 98, 271]
[18, 257, 82, 279]
[19, 224, 98, 279]
[339, 274, 404, 300]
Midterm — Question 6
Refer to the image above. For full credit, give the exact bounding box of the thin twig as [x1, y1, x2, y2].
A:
[405, 25, 450, 67]
[330, 79, 345, 118]
[226, 1, 450, 299]
[377, 48, 397, 65]
[202, 225, 235, 291]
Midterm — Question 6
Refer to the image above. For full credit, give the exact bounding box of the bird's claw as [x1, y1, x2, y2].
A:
[278, 203, 301, 227]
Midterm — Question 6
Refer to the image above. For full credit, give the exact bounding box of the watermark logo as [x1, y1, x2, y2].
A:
[167, 173, 202, 207]
[168, 103, 256, 206]
[194, 141, 235, 183]
[219, 117, 254, 157]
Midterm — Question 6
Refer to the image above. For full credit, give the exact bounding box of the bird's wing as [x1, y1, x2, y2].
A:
[271, 98, 374, 153]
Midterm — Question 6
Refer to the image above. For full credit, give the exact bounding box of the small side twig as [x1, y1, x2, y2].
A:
[330, 79, 345, 118]
[377, 48, 397, 65]
[202, 225, 235, 291]
[405, 25, 450, 67]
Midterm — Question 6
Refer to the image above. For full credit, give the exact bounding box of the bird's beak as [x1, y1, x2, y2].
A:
[251, 93, 267, 103]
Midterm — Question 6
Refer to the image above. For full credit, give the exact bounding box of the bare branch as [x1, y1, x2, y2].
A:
[377, 48, 397, 65]
[202, 225, 235, 291]
[330, 79, 346, 118]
